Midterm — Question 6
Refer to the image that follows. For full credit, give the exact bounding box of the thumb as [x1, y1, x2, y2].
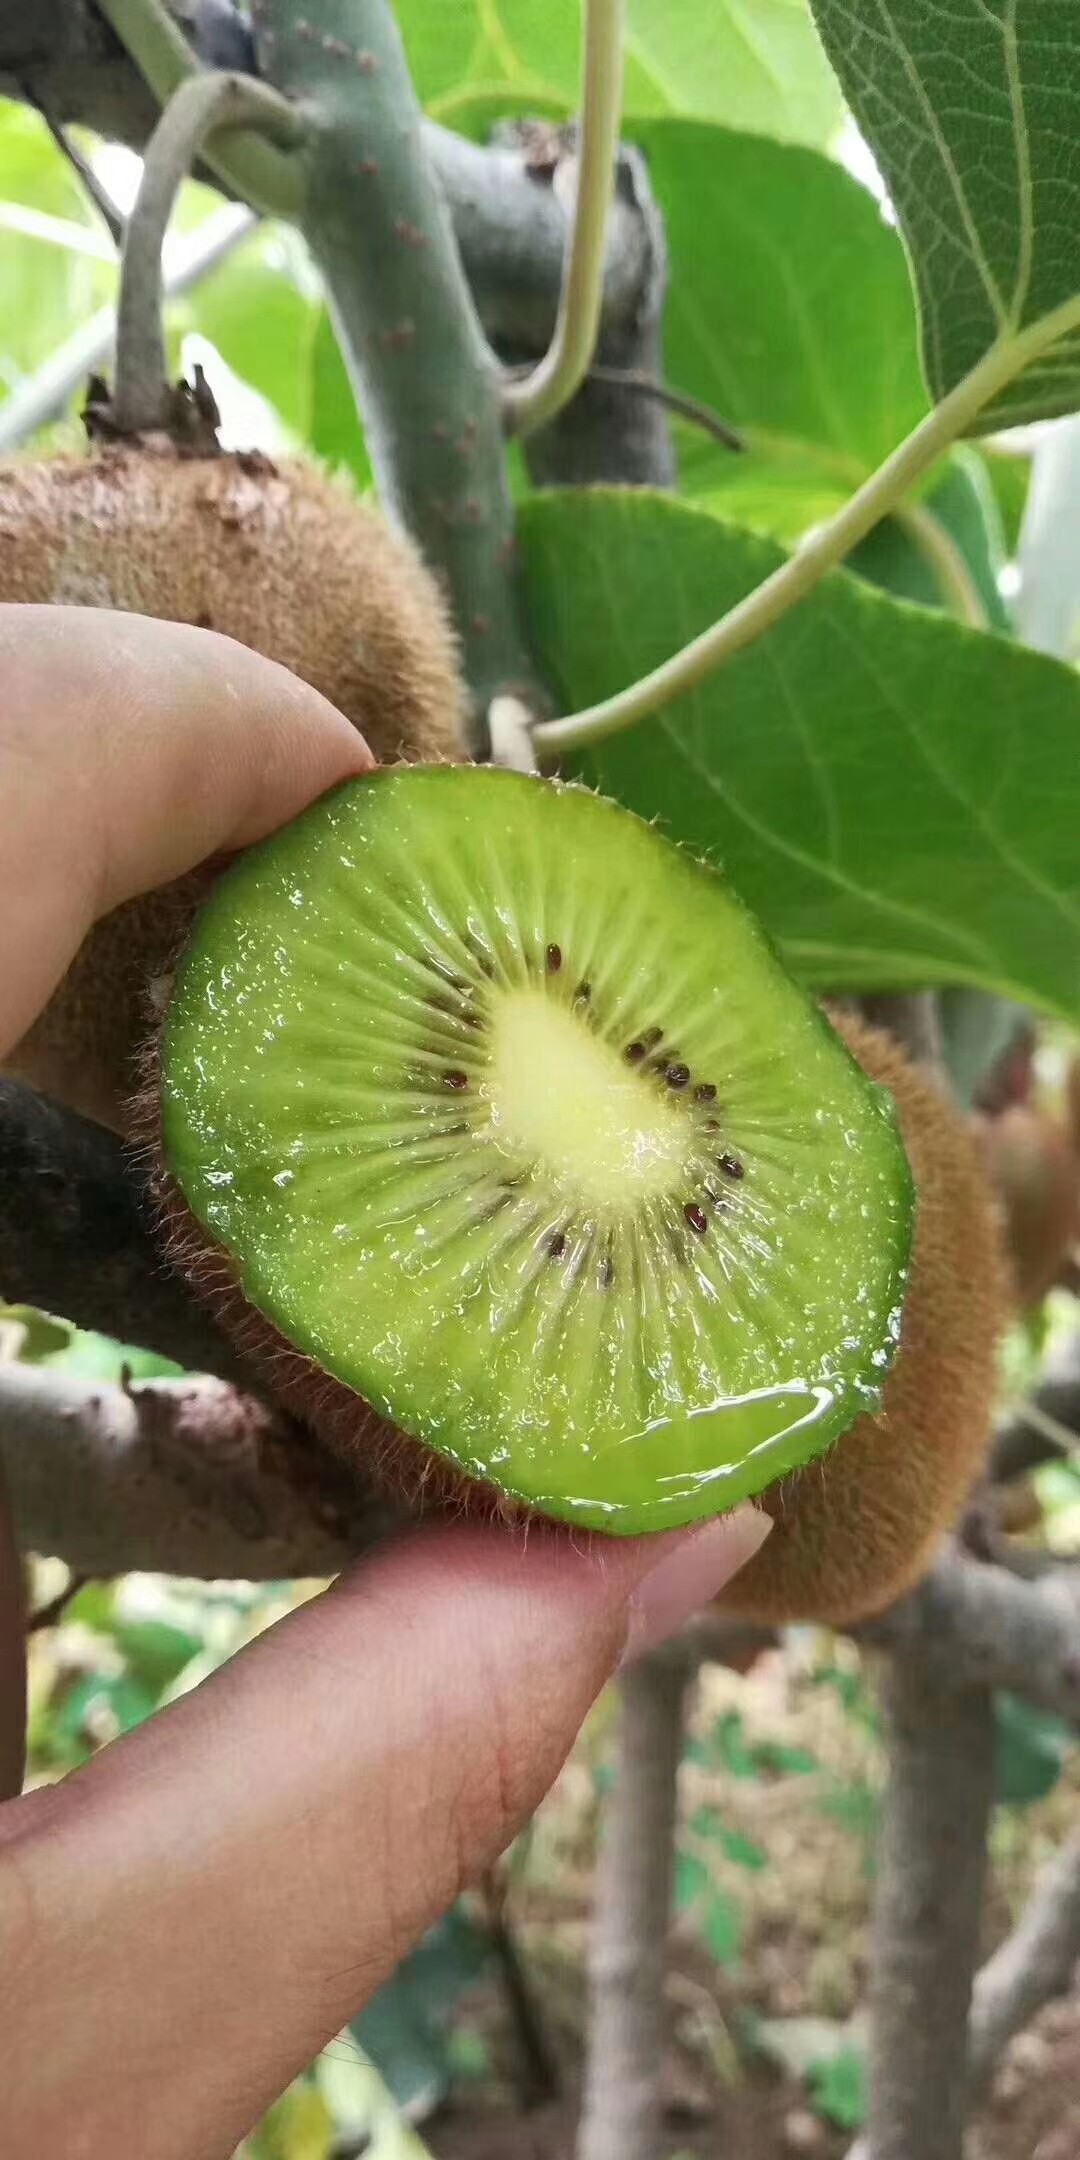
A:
[2, 1509, 766, 2160]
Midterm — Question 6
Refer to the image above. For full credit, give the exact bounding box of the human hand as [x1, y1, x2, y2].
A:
[0, 604, 768, 2158]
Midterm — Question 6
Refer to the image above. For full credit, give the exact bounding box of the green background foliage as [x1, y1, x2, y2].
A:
[809, 0, 1080, 426]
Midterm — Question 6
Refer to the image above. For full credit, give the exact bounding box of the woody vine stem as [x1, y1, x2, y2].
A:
[110, 68, 300, 434]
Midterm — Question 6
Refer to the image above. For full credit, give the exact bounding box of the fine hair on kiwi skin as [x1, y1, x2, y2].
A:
[975, 1100, 1080, 1310]
[0, 443, 470, 1133]
[713, 1009, 1007, 1629]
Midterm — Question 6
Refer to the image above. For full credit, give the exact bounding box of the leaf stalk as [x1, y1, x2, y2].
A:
[534, 295, 1080, 759]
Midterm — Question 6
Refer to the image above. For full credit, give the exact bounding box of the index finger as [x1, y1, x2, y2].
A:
[0, 604, 373, 1053]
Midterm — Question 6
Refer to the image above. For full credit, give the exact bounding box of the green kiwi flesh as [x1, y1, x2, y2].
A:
[161, 766, 914, 1535]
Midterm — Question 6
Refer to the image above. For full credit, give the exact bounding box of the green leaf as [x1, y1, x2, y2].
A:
[0, 1302, 73, 1362]
[42, 1329, 182, 1383]
[809, 2043, 867, 2130]
[756, 1740, 819, 1777]
[818, 1779, 880, 1845]
[703, 1887, 743, 1965]
[315, 2049, 437, 2159]
[632, 119, 1016, 609]
[395, 0, 843, 145]
[689, 1807, 766, 1869]
[111, 1618, 204, 1695]
[54, 1671, 158, 1751]
[994, 1693, 1073, 1806]
[520, 489, 1080, 1022]
[850, 449, 1011, 631]
[65, 1581, 117, 1632]
[348, 1909, 490, 2117]
[303, 307, 373, 488]
[708, 1710, 759, 1779]
[247, 2084, 336, 2160]
[720, 1827, 768, 1872]
[983, 445, 1032, 558]
[689, 1804, 725, 1840]
[0, 104, 113, 408]
[674, 1850, 711, 1909]
[621, 123, 1006, 623]
[636, 119, 926, 493]
[808, 0, 1080, 428]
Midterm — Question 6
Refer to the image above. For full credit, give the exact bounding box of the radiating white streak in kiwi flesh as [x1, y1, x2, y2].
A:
[162, 767, 914, 1534]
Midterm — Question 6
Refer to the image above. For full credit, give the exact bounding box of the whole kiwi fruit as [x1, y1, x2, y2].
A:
[0, 443, 467, 1130]
[155, 764, 920, 1543]
[975, 1102, 1080, 1310]
[715, 1010, 1006, 1626]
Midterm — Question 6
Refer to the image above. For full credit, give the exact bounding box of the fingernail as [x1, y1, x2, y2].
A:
[621, 1506, 772, 1667]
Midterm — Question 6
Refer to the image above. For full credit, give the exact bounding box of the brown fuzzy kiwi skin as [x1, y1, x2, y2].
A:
[151, 1006, 1004, 1570]
[150, 1159, 510, 1528]
[1, 443, 468, 1130]
[713, 1011, 1007, 1628]
[975, 1103, 1080, 1310]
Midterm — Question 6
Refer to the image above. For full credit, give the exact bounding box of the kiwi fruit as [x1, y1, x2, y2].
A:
[716, 1011, 1006, 1625]
[0, 443, 467, 1130]
[157, 762, 914, 1538]
[975, 1103, 1080, 1309]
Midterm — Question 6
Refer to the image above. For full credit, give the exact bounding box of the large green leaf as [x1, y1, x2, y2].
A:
[625, 121, 1011, 622]
[637, 119, 926, 486]
[395, 0, 843, 145]
[808, 0, 1080, 428]
[520, 490, 1080, 1020]
[630, 118, 1002, 614]
[994, 1694, 1072, 1806]
[850, 448, 1011, 630]
[303, 306, 374, 488]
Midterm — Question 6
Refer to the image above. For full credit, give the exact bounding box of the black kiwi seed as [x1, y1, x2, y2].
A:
[625, 1041, 646, 1062]
[703, 1118, 721, 1133]
[547, 1231, 568, 1259]
[546, 943, 562, 973]
[665, 1063, 691, 1090]
[718, 1152, 745, 1180]
[574, 980, 591, 1002]
[444, 1069, 469, 1090]
[684, 1202, 708, 1234]
[642, 1026, 663, 1047]
[600, 1255, 615, 1288]
[695, 1082, 717, 1103]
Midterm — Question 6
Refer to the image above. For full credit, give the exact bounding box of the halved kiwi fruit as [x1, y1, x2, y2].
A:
[160, 765, 913, 1537]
